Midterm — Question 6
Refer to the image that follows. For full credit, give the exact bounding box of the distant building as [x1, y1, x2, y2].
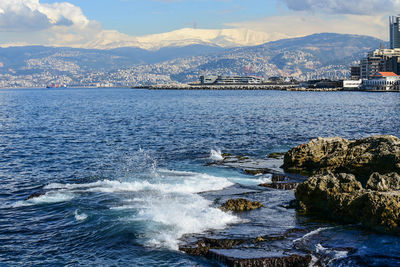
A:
[199, 75, 263, 85]
[363, 72, 400, 91]
[359, 48, 400, 79]
[343, 79, 362, 90]
[390, 16, 400, 49]
[350, 66, 361, 80]
[300, 79, 342, 89]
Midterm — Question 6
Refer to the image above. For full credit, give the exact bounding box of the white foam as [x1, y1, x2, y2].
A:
[315, 243, 349, 263]
[37, 169, 239, 250]
[45, 173, 233, 195]
[210, 149, 224, 161]
[293, 227, 333, 245]
[12, 191, 75, 207]
[74, 210, 88, 221]
[134, 193, 241, 250]
[228, 175, 272, 186]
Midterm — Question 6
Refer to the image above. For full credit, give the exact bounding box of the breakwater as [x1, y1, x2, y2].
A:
[144, 84, 343, 91]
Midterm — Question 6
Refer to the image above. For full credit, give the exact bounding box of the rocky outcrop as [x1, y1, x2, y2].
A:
[180, 232, 311, 267]
[220, 198, 265, 212]
[366, 172, 400, 191]
[283, 135, 400, 182]
[286, 135, 400, 234]
[295, 172, 400, 234]
[208, 253, 312, 267]
[259, 182, 299, 190]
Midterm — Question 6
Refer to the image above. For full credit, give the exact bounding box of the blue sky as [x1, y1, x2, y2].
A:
[0, 0, 396, 48]
[40, 0, 281, 35]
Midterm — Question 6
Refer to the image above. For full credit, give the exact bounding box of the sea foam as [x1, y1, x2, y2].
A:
[37, 169, 238, 250]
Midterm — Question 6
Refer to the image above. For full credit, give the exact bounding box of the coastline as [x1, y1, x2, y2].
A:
[137, 84, 400, 92]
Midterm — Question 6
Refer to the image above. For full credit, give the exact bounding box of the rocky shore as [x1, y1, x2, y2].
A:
[285, 135, 400, 234]
[180, 135, 400, 266]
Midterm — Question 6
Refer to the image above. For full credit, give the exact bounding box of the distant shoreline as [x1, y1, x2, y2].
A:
[139, 84, 400, 92]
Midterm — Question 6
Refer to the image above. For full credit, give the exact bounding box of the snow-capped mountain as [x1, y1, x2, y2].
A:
[83, 28, 278, 50]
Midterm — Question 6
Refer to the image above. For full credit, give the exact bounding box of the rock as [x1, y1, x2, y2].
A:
[295, 172, 400, 234]
[207, 252, 312, 267]
[180, 236, 311, 267]
[268, 152, 286, 159]
[366, 172, 400, 191]
[25, 191, 46, 200]
[243, 168, 273, 176]
[179, 238, 246, 257]
[283, 135, 400, 181]
[259, 182, 299, 190]
[220, 198, 265, 212]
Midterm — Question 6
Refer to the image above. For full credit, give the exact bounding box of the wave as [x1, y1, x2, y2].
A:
[294, 227, 349, 265]
[12, 191, 75, 207]
[19, 169, 239, 250]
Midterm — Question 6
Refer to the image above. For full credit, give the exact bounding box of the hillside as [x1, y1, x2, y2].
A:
[0, 33, 384, 87]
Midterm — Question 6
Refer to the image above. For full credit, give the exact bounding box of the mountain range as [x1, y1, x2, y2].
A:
[82, 28, 278, 50]
[0, 32, 384, 87]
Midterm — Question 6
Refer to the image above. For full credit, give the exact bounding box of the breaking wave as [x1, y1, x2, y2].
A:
[18, 169, 239, 250]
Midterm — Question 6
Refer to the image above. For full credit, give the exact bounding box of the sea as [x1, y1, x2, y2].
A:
[0, 88, 399, 266]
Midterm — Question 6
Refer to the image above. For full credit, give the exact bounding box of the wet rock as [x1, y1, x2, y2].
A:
[220, 198, 265, 212]
[271, 173, 291, 182]
[243, 168, 273, 176]
[180, 236, 311, 267]
[366, 172, 400, 191]
[295, 172, 400, 234]
[208, 252, 312, 267]
[259, 182, 299, 190]
[25, 191, 46, 200]
[179, 238, 246, 257]
[268, 152, 286, 159]
[283, 135, 400, 181]
[254, 228, 306, 242]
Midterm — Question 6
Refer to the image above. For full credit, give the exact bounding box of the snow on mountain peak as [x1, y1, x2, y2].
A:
[83, 28, 275, 50]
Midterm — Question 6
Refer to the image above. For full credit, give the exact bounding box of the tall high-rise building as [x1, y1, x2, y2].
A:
[390, 16, 400, 49]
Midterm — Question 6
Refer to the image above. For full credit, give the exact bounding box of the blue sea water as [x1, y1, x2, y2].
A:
[0, 88, 399, 266]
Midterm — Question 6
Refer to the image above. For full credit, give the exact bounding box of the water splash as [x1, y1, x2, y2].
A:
[36, 169, 238, 250]
[74, 210, 88, 221]
[210, 149, 224, 161]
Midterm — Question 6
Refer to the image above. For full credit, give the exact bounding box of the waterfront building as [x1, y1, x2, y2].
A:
[343, 79, 362, 90]
[362, 72, 400, 91]
[199, 75, 263, 85]
[359, 48, 400, 79]
[390, 16, 400, 49]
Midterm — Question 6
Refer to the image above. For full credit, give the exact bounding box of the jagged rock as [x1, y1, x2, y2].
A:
[179, 238, 245, 257]
[283, 135, 400, 181]
[268, 152, 286, 159]
[180, 236, 311, 267]
[295, 172, 400, 234]
[207, 252, 312, 267]
[243, 168, 273, 175]
[366, 172, 400, 191]
[220, 198, 265, 212]
[259, 182, 299, 190]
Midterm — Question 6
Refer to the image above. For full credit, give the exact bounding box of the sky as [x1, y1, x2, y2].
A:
[0, 0, 397, 48]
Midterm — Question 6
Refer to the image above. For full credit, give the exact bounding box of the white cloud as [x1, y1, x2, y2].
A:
[280, 0, 400, 15]
[0, 0, 89, 31]
[0, 0, 104, 47]
[227, 13, 388, 41]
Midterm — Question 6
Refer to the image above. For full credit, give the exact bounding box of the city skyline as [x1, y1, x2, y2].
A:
[0, 0, 397, 49]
